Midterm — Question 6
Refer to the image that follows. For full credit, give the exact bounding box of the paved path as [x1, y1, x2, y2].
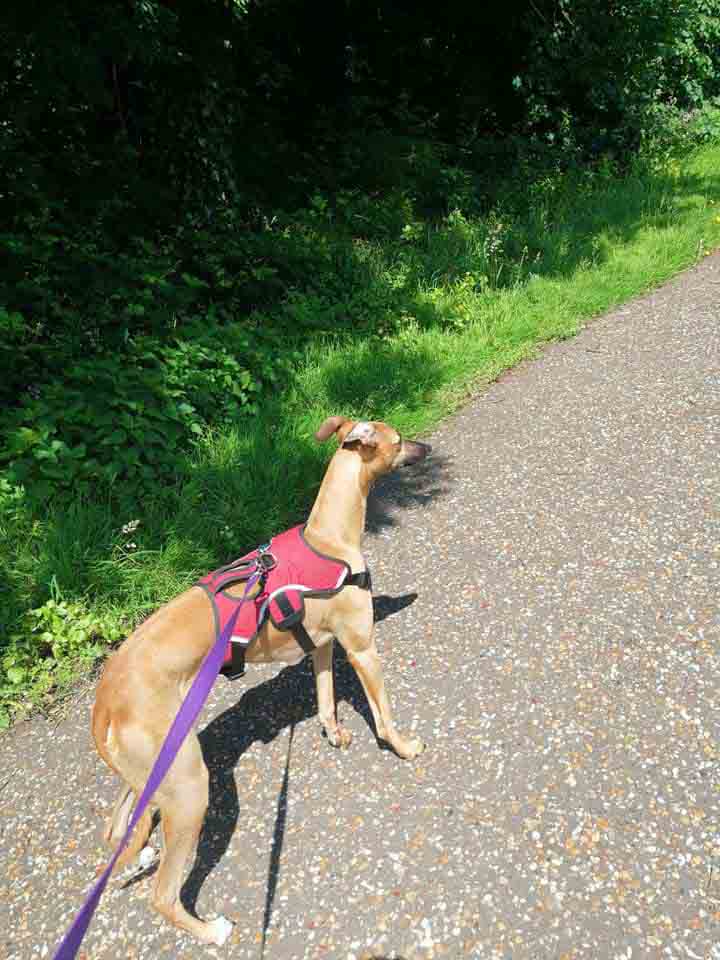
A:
[2, 255, 720, 960]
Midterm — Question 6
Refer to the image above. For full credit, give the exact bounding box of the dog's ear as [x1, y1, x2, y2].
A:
[342, 420, 378, 448]
[314, 416, 348, 442]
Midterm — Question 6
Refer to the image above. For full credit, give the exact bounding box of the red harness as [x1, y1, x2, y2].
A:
[195, 524, 371, 679]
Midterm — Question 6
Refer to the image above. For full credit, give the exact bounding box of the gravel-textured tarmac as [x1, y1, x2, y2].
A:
[2, 254, 719, 960]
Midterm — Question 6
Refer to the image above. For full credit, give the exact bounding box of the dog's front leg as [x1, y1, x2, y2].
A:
[343, 630, 425, 760]
[312, 641, 352, 748]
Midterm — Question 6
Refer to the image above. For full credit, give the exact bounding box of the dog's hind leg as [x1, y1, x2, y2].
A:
[312, 641, 352, 748]
[151, 734, 233, 946]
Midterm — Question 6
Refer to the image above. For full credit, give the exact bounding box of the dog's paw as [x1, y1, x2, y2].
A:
[138, 846, 156, 870]
[206, 914, 234, 946]
[328, 725, 353, 749]
[396, 736, 425, 760]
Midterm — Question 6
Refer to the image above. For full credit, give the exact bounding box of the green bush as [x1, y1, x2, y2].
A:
[1, 321, 294, 501]
[518, 0, 720, 157]
[0, 595, 123, 729]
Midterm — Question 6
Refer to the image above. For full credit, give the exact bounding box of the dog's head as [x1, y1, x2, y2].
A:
[315, 415, 431, 482]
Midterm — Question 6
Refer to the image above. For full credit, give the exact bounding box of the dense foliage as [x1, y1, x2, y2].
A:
[2, 0, 720, 723]
[3, 0, 720, 496]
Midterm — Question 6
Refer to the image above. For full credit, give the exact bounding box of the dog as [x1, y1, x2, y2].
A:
[91, 416, 430, 945]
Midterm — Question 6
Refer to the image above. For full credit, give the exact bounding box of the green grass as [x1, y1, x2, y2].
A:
[2, 142, 720, 727]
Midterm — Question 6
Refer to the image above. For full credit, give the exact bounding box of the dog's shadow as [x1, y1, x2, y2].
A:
[175, 592, 417, 924]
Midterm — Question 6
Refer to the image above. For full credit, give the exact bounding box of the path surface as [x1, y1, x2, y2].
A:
[2, 255, 720, 960]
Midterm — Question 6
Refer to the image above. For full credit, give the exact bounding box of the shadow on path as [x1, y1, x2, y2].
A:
[260, 722, 294, 958]
[366, 452, 453, 533]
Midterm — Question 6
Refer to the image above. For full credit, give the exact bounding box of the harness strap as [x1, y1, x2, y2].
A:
[347, 569, 372, 591]
[273, 593, 316, 653]
[290, 622, 317, 655]
[283, 569, 370, 654]
[221, 563, 373, 673]
[222, 640, 247, 680]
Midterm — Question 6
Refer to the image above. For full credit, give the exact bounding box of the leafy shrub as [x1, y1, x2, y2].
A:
[639, 96, 720, 163]
[0, 596, 123, 728]
[305, 187, 417, 241]
[0, 322, 293, 501]
[690, 97, 720, 141]
[517, 0, 720, 158]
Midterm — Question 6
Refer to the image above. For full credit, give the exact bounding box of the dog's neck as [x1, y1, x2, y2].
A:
[305, 448, 369, 557]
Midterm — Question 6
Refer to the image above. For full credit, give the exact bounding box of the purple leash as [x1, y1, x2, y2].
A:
[53, 571, 260, 960]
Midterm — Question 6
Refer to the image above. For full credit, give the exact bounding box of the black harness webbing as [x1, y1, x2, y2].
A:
[222, 568, 372, 679]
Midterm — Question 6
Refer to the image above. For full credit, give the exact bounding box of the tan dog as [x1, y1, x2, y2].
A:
[91, 416, 430, 945]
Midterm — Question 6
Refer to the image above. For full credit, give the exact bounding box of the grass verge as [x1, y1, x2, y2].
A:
[2, 142, 720, 727]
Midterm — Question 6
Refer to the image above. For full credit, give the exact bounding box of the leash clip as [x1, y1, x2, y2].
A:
[256, 544, 277, 573]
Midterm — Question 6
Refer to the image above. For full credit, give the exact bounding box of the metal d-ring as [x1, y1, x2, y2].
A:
[257, 548, 277, 573]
